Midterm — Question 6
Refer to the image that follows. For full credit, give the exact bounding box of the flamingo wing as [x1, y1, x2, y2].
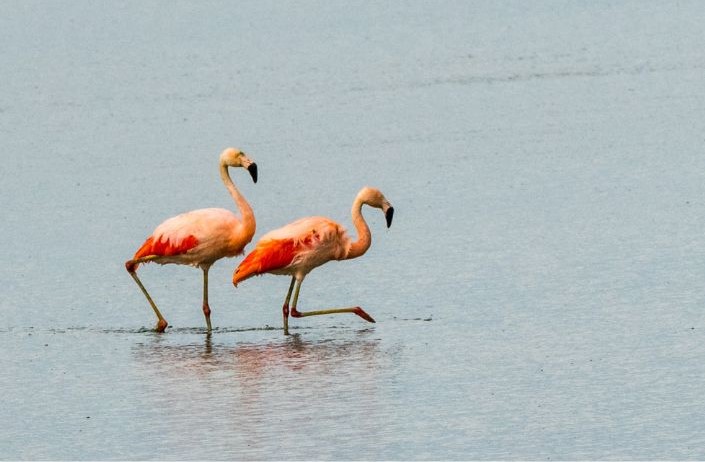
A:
[232, 238, 298, 285]
[131, 208, 243, 260]
[132, 233, 199, 260]
[233, 216, 347, 285]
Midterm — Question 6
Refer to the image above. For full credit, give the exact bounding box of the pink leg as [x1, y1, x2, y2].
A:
[203, 302, 212, 332]
[126, 260, 169, 333]
[288, 279, 376, 324]
[290, 306, 375, 323]
[202, 266, 213, 332]
[282, 277, 296, 335]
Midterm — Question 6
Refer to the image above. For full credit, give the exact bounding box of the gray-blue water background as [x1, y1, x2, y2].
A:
[2, 1, 705, 459]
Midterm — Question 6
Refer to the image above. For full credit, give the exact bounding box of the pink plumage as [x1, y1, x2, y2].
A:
[126, 148, 258, 332]
[233, 187, 394, 335]
[233, 216, 346, 285]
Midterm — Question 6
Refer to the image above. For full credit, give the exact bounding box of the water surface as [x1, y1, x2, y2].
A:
[2, 1, 705, 459]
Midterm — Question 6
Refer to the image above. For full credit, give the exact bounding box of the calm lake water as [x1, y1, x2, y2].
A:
[3, 1, 705, 459]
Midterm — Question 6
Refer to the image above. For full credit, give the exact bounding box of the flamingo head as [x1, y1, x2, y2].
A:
[220, 147, 258, 183]
[358, 186, 394, 228]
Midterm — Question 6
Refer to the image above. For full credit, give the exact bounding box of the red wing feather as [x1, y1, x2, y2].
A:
[132, 234, 199, 260]
[233, 239, 298, 285]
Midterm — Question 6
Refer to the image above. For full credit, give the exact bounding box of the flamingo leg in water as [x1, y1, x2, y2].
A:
[288, 279, 376, 325]
[282, 276, 296, 335]
[126, 261, 169, 332]
[202, 265, 212, 333]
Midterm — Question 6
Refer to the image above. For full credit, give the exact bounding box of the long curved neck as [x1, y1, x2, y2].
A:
[346, 197, 371, 260]
[220, 164, 255, 238]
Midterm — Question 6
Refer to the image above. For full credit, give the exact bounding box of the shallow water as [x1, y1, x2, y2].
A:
[3, 1, 705, 459]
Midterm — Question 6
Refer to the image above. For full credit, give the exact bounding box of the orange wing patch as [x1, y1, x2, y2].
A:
[132, 234, 199, 260]
[233, 239, 298, 286]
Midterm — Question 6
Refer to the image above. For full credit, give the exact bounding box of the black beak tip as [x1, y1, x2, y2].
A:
[247, 163, 258, 183]
[385, 207, 394, 228]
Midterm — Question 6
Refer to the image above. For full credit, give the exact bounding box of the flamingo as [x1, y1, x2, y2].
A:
[125, 147, 258, 333]
[232, 186, 394, 335]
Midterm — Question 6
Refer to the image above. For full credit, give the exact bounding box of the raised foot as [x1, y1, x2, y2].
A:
[289, 306, 376, 323]
[155, 318, 168, 333]
[353, 307, 376, 323]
